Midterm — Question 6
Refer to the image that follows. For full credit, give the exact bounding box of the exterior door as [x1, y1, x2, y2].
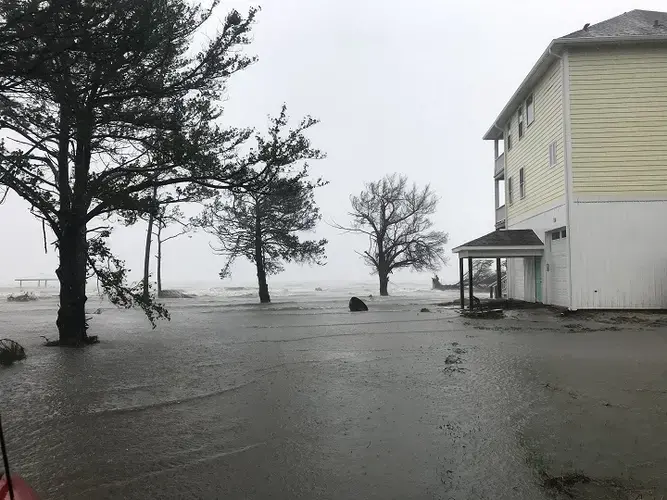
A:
[534, 257, 543, 302]
[548, 229, 568, 306]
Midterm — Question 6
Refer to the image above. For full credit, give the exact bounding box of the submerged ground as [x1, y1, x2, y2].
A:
[1, 294, 666, 499]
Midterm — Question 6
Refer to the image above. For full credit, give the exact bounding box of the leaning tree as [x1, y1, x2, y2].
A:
[195, 106, 328, 303]
[0, 0, 261, 345]
[335, 174, 449, 296]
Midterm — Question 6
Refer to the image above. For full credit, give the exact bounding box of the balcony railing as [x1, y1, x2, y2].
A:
[495, 204, 506, 229]
[494, 153, 505, 179]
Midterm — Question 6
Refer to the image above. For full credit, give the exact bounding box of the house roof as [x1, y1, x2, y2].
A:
[483, 10, 667, 141]
[562, 10, 667, 39]
[452, 230, 543, 251]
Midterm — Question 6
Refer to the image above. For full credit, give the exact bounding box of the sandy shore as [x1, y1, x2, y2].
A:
[0, 295, 666, 499]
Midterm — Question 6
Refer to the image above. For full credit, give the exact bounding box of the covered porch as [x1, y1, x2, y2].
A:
[451, 230, 544, 310]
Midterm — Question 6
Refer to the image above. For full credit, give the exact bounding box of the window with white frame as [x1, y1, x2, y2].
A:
[518, 106, 524, 138]
[551, 228, 566, 240]
[549, 141, 557, 167]
[526, 93, 535, 125]
[519, 168, 525, 198]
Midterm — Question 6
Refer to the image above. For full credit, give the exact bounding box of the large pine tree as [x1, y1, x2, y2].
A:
[0, 0, 259, 345]
[196, 106, 327, 303]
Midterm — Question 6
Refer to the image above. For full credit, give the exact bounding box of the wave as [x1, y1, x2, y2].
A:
[0, 279, 460, 306]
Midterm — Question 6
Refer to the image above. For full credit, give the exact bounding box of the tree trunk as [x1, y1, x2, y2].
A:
[142, 209, 154, 301]
[256, 258, 270, 304]
[142, 184, 158, 301]
[254, 208, 270, 303]
[56, 219, 88, 346]
[55, 100, 90, 346]
[377, 240, 389, 296]
[379, 273, 389, 296]
[156, 224, 163, 297]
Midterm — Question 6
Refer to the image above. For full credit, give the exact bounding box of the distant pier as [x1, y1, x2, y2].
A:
[14, 278, 57, 289]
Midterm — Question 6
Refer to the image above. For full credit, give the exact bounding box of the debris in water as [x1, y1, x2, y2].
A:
[541, 471, 591, 496]
[445, 354, 462, 365]
[0, 339, 26, 366]
[443, 365, 466, 375]
[7, 292, 38, 302]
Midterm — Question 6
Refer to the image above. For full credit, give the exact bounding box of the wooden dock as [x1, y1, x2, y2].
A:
[14, 278, 57, 289]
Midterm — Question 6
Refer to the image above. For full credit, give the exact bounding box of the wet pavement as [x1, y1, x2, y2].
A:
[1, 298, 667, 499]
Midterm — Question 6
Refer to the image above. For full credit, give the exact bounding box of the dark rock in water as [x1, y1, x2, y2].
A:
[349, 296, 368, 312]
[315, 287, 323, 292]
[0, 339, 26, 365]
[420, 307, 431, 313]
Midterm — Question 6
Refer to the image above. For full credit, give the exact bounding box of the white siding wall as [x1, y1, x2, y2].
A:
[506, 200, 567, 304]
[570, 199, 667, 308]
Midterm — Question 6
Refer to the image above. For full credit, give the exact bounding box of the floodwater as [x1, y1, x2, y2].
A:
[1, 294, 667, 499]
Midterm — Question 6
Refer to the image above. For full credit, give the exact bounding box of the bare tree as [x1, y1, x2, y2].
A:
[459, 259, 506, 287]
[334, 174, 448, 296]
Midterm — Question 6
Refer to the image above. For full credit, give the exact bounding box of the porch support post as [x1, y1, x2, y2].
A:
[468, 257, 474, 311]
[496, 258, 502, 299]
[459, 258, 464, 309]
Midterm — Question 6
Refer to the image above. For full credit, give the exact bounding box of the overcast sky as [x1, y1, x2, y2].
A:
[0, 0, 664, 288]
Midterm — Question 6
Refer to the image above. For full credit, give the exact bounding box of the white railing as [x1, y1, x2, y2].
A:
[494, 153, 505, 178]
[495, 205, 506, 229]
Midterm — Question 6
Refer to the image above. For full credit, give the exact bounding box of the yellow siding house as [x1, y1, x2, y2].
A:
[452, 9, 667, 309]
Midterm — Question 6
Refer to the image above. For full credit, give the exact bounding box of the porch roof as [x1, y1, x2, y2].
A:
[451, 229, 544, 258]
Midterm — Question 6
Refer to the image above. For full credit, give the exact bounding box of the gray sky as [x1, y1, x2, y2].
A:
[1, 0, 663, 287]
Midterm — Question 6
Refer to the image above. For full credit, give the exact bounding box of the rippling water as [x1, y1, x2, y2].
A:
[1, 290, 666, 499]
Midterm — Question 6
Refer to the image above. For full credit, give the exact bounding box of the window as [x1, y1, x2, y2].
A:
[552, 228, 566, 241]
[526, 93, 535, 125]
[518, 106, 524, 138]
[549, 141, 557, 167]
[506, 132, 512, 151]
[519, 168, 525, 198]
[508, 177, 514, 205]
